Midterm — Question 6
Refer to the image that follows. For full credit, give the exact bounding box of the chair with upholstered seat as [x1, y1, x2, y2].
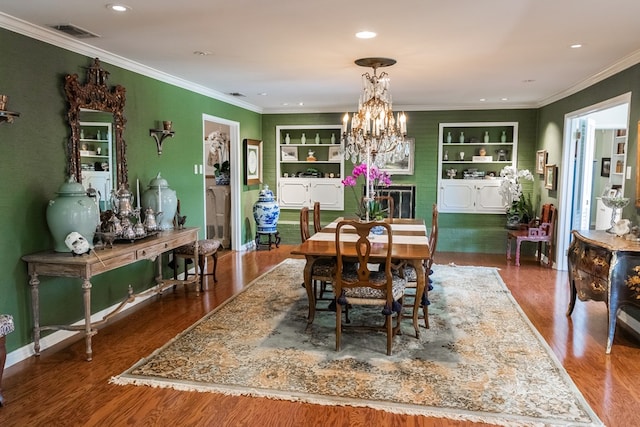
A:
[300, 207, 335, 308]
[313, 201, 322, 233]
[333, 220, 406, 355]
[172, 239, 221, 291]
[507, 203, 557, 267]
[402, 203, 438, 329]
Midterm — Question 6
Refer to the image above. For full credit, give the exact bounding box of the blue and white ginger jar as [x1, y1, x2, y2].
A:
[253, 185, 280, 233]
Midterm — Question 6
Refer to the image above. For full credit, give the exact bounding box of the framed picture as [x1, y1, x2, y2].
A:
[243, 138, 262, 185]
[204, 124, 230, 177]
[328, 146, 342, 161]
[544, 164, 557, 190]
[380, 137, 415, 175]
[535, 150, 547, 174]
[601, 157, 611, 177]
[280, 146, 298, 161]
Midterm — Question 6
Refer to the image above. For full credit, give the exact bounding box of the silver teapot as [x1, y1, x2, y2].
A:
[111, 183, 134, 218]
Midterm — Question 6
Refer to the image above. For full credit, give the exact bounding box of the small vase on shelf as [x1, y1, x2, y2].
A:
[446, 132, 452, 143]
[330, 133, 336, 144]
[459, 132, 465, 143]
[501, 131, 507, 143]
[484, 131, 490, 143]
[315, 133, 320, 144]
[284, 133, 290, 144]
[300, 133, 306, 144]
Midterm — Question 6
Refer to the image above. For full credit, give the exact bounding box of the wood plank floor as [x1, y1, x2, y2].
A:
[1, 247, 639, 426]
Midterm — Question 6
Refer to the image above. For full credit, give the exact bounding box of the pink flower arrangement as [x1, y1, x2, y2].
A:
[342, 163, 392, 220]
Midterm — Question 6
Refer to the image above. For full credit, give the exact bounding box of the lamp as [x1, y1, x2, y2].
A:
[341, 57, 408, 168]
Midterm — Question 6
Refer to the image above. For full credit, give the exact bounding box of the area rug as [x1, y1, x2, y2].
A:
[110, 259, 603, 427]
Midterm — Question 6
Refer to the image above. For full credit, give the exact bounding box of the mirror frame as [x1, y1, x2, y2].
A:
[64, 58, 128, 187]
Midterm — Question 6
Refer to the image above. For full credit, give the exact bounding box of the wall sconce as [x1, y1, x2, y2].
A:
[0, 95, 20, 124]
[149, 121, 175, 155]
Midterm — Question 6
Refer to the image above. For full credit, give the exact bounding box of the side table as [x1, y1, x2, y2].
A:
[255, 231, 280, 250]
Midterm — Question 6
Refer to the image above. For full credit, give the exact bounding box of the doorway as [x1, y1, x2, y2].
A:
[202, 114, 241, 251]
[556, 93, 630, 270]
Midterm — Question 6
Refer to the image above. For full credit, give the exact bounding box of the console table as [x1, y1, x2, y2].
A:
[22, 227, 199, 361]
[567, 229, 640, 353]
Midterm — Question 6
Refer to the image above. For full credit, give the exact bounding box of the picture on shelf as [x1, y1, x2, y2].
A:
[328, 146, 342, 161]
[601, 157, 611, 177]
[280, 146, 298, 161]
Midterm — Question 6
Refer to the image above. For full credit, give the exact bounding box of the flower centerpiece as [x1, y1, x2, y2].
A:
[341, 162, 392, 221]
[498, 165, 535, 229]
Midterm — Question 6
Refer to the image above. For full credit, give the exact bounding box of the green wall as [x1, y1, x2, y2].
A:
[3, 23, 640, 356]
[537, 63, 640, 222]
[263, 109, 539, 252]
[0, 28, 261, 353]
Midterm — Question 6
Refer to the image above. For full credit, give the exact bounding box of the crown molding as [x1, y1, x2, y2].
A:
[0, 12, 263, 114]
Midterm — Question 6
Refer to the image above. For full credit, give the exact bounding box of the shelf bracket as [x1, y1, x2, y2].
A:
[149, 129, 175, 155]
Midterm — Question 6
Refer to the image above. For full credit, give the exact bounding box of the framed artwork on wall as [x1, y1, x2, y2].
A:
[544, 164, 557, 190]
[601, 157, 611, 178]
[535, 150, 547, 174]
[243, 138, 262, 185]
[380, 137, 415, 175]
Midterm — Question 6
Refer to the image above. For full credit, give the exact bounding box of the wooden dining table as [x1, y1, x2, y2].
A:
[290, 217, 431, 338]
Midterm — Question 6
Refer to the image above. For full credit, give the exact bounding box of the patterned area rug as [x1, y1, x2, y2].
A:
[111, 259, 603, 426]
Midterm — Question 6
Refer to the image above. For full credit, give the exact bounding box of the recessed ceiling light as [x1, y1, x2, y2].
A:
[570, 44, 582, 49]
[501, 98, 509, 101]
[522, 79, 535, 83]
[106, 4, 131, 12]
[356, 31, 376, 39]
[479, 98, 486, 102]
[193, 51, 212, 56]
[298, 102, 304, 106]
[258, 92, 267, 96]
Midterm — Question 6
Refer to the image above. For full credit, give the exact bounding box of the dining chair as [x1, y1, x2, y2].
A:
[313, 201, 322, 233]
[333, 220, 406, 355]
[300, 207, 335, 307]
[506, 204, 557, 267]
[375, 195, 395, 220]
[402, 203, 438, 329]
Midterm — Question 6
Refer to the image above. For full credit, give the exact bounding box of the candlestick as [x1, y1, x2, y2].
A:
[136, 179, 141, 210]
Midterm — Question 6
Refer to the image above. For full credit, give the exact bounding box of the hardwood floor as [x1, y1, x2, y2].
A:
[1, 247, 639, 426]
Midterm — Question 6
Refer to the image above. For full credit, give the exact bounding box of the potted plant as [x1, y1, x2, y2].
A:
[498, 166, 535, 229]
[214, 160, 230, 185]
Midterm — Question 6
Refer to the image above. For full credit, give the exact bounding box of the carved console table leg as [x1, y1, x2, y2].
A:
[28, 271, 41, 356]
[82, 278, 95, 361]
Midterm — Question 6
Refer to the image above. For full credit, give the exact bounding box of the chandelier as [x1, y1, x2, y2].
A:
[341, 57, 408, 167]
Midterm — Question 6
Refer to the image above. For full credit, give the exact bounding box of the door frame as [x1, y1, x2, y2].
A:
[202, 113, 241, 251]
[557, 92, 631, 270]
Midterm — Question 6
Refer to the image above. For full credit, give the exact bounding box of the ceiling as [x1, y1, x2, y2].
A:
[2, 0, 640, 114]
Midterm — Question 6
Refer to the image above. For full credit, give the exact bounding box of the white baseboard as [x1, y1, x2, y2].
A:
[5, 269, 190, 368]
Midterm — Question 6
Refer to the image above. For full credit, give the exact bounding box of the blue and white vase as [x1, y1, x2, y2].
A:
[253, 185, 280, 233]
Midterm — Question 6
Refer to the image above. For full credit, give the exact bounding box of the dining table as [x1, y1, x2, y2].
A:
[290, 217, 431, 338]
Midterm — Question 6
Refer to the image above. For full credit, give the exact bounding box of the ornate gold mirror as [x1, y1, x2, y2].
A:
[64, 58, 127, 188]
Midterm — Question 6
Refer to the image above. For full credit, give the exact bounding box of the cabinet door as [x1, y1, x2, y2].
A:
[278, 179, 309, 208]
[309, 180, 344, 210]
[439, 180, 475, 212]
[475, 180, 505, 213]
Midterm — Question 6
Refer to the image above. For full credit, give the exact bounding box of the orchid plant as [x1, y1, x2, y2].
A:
[342, 163, 392, 220]
[498, 165, 535, 224]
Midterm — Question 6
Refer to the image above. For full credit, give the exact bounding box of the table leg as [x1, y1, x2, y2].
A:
[28, 271, 41, 356]
[411, 259, 426, 338]
[81, 278, 95, 361]
[193, 240, 200, 294]
[304, 255, 317, 324]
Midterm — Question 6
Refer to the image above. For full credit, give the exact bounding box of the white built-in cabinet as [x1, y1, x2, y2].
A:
[437, 122, 518, 214]
[276, 125, 344, 210]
